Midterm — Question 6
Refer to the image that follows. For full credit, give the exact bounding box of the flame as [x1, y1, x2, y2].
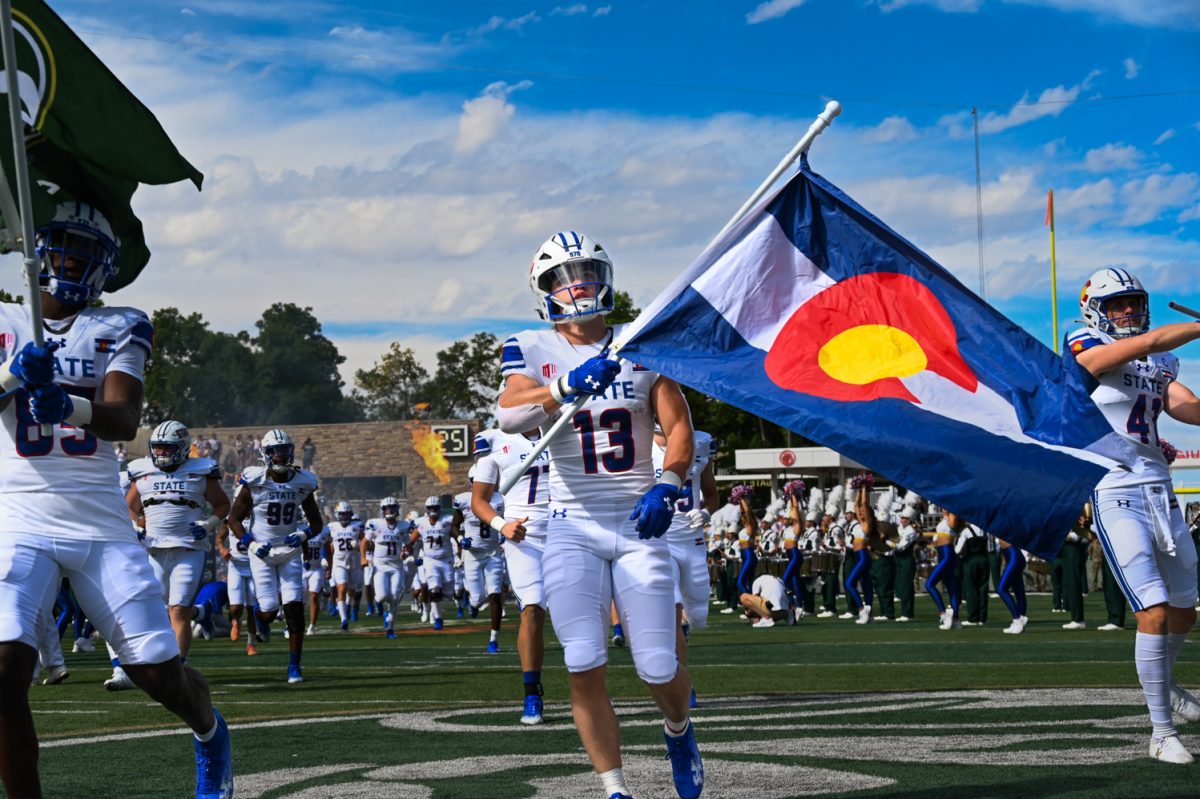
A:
[411, 423, 451, 484]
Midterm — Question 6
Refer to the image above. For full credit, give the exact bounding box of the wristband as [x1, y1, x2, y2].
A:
[658, 470, 683, 490]
[66, 396, 93, 426]
[489, 516, 507, 534]
[548, 375, 573, 404]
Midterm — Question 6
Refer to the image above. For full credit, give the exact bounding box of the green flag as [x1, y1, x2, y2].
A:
[0, 0, 202, 290]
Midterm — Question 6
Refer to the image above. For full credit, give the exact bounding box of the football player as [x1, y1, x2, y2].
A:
[126, 420, 230, 660]
[0, 204, 231, 797]
[302, 522, 331, 635]
[455, 472, 507, 652]
[652, 427, 719, 706]
[1068, 268, 1200, 763]
[328, 501, 364, 631]
[473, 429, 550, 723]
[362, 497, 410, 638]
[413, 496, 455, 630]
[497, 231, 702, 799]
[226, 429, 324, 683]
[216, 508, 259, 654]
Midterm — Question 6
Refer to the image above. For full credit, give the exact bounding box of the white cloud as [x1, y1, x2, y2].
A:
[862, 116, 918, 144]
[593, 6, 612, 16]
[181, 8, 197, 17]
[1180, 205, 1200, 223]
[454, 80, 533, 154]
[467, 11, 541, 37]
[1122, 57, 1139, 79]
[941, 73, 1096, 138]
[746, 0, 809, 25]
[1007, 1, 1200, 30]
[875, 0, 982, 11]
[1083, 142, 1142, 172]
[551, 4, 589, 15]
[1118, 172, 1200, 226]
[1154, 129, 1176, 146]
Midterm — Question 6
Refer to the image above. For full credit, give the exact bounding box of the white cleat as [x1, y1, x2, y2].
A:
[1097, 623, 1124, 631]
[1171, 682, 1200, 723]
[1062, 621, 1087, 630]
[855, 605, 872, 625]
[104, 667, 136, 691]
[1150, 734, 1195, 764]
[42, 665, 70, 685]
[816, 610, 835, 619]
[838, 612, 855, 620]
[938, 608, 953, 631]
[419, 607, 429, 623]
[306, 624, 317, 635]
[894, 616, 910, 623]
[1002, 621, 1023, 634]
[72, 637, 95, 653]
[752, 618, 775, 628]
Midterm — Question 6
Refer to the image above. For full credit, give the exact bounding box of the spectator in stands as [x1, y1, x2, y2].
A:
[234, 434, 247, 469]
[302, 438, 317, 470]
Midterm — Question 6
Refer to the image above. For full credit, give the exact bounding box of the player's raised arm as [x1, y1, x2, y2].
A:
[1165, 380, 1200, 426]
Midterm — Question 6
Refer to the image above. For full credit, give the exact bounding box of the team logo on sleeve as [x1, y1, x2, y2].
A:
[94, 337, 116, 353]
[542, 363, 557, 379]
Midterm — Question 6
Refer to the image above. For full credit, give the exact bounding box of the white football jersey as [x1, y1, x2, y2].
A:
[0, 303, 152, 540]
[128, 456, 219, 549]
[1067, 326, 1176, 489]
[500, 324, 658, 507]
[473, 431, 550, 524]
[414, 515, 454, 561]
[454, 490, 505, 557]
[239, 465, 319, 544]
[365, 518, 411, 571]
[303, 525, 331, 571]
[329, 520, 364, 568]
[652, 429, 712, 540]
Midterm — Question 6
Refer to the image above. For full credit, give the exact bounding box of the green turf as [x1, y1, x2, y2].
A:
[25, 592, 1200, 798]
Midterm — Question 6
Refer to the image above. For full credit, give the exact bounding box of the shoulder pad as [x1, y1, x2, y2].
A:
[91, 306, 154, 358]
[453, 493, 471, 511]
[294, 469, 319, 492]
[183, 457, 220, 479]
[239, 466, 268, 487]
[126, 456, 155, 479]
[1065, 327, 1105, 355]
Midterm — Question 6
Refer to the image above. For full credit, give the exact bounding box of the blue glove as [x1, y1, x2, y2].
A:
[28, 383, 73, 425]
[236, 533, 252, 553]
[460, 536, 473, 550]
[254, 541, 272, 559]
[135, 527, 147, 543]
[9, 341, 59, 386]
[565, 355, 621, 397]
[189, 522, 208, 542]
[282, 531, 307, 548]
[414, 557, 424, 567]
[630, 482, 685, 539]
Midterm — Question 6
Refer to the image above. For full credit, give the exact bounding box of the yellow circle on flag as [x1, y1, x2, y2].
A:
[818, 325, 928, 385]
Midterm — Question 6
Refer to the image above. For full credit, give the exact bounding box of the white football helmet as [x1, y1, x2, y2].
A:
[380, 496, 400, 521]
[35, 201, 120, 306]
[424, 495, 441, 516]
[1080, 267, 1149, 339]
[260, 429, 294, 473]
[335, 501, 353, 525]
[528, 230, 614, 323]
[149, 420, 190, 469]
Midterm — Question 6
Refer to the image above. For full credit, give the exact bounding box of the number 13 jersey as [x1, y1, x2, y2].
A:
[500, 324, 658, 508]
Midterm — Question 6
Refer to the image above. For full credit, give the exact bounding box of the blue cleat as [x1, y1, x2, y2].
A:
[469, 604, 479, 619]
[520, 695, 544, 725]
[456, 607, 464, 618]
[328, 604, 338, 617]
[386, 629, 397, 639]
[194, 709, 233, 799]
[287, 664, 303, 684]
[433, 618, 444, 631]
[487, 640, 500, 654]
[384, 611, 393, 629]
[664, 720, 704, 799]
[341, 619, 349, 632]
[689, 688, 698, 709]
[608, 794, 634, 799]
[352, 606, 360, 622]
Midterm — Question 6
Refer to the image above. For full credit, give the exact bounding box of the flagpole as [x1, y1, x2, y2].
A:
[498, 100, 843, 494]
[1047, 189, 1059, 353]
[0, 0, 51, 435]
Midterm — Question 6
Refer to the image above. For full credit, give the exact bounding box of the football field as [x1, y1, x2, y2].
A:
[29, 593, 1199, 798]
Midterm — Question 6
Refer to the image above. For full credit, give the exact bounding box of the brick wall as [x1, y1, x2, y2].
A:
[143, 419, 480, 505]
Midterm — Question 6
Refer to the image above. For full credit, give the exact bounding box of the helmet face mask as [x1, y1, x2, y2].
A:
[335, 501, 353, 525]
[380, 496, 400, 521]
[260, 429, 294, 475]
[35, 202, 119, 307]
[528, 231, 615, 324]
[149, 421, 190, 469]
[1080, 268, 1150, 339]
[424, 494, 441, 517]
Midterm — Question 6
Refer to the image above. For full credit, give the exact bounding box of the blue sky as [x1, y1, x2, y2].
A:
[6, 0, 1200, 448]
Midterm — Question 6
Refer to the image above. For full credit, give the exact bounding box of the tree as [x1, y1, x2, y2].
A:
[354, 343, 430, 421]
[426, 332, 501, 424]
[252, 303, 358, 424]
[607, 289, 640, 325]
[144, 308, 253, 426]
[0, 289, 22, 304]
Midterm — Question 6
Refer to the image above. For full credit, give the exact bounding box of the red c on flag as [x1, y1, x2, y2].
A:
[763, 272, 978, 403]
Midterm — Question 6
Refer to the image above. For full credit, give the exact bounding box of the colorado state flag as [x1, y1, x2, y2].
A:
[619, 157, 1135, 558]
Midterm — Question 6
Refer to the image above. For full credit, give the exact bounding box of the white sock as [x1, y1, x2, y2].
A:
[664, 716, 689, 736]
[1167, 632, 1187, 677]
[1136, 631, 1176, 737]
[338, 601, 348, 623]
[490, 629, 499, 642]
[194, 717, 219, 742]
[598, 767, 629, 796]
[431, 603, 441, 621]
